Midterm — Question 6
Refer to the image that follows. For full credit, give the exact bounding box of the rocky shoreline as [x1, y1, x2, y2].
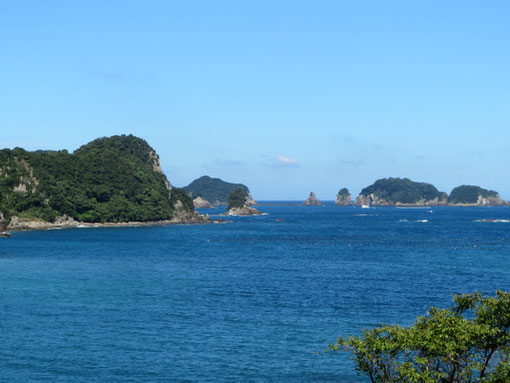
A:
[224, 205, 263, 216]
[3, 211, 213, 233]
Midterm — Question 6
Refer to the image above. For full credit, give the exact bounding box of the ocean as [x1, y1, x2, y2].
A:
[1, 203, 509, 382]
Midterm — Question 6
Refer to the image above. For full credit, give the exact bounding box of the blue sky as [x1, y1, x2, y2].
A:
[2, 1, 509, 200]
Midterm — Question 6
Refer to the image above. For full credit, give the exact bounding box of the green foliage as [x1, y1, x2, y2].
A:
[360, 177, 447, 204]
[338, 188, 350, 197]
[329, 291, 510, 382]
[227, 187, 247, 210]
[0, 135, 193, 223]
[183, 175, 249, 204]
[448, 185, 498, 204]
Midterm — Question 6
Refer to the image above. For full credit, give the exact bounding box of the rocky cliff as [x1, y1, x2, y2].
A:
[335, 188, 351, 206]
[303, 192, 323, 206]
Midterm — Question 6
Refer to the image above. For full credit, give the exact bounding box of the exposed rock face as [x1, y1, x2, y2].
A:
[354, 194, 447, 207]
[225, 205, 263, 216]
[246, 193, 257, 206]
[172, 200, 210, 223]
[353, 195, 372, 207]
[0, 211, 6, 232]
[7, 215, 78, 230]
[335, 188, 351, 206]
[149, 149, 172, 191]
[193, 196, 213, 209]
[449, 194, 508, 206]
[303, 192, 323, 206]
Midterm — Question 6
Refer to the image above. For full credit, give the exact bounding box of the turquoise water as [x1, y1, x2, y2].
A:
[1, 204, 510, 382]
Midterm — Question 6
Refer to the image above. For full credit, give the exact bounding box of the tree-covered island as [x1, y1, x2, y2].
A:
[183, 175, 254, 205]
[0, 135, 207, 230]
[353, 178, 508, 207]
[354, 178, 448, 207]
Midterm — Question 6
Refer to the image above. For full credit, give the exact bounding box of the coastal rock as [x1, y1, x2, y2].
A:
[246, 193, 257, 206]
[0, 211, 6, 232]
[447, 185, 508, 206]
[149, 149, 172, 191]
[353, 195, 372, 207]
[7, 215, 79, 230]
[225, 205, 263, 216]
[303, 192, 323, 206]
[172, 200, 211, 223]
[335, 188, 351, 206]
[193, 196, 213, 209]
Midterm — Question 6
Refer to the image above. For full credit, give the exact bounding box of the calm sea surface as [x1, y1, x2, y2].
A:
[1, 204, 510, 382]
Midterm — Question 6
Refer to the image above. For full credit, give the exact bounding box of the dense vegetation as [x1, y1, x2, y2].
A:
[337, 188, 350, 197]
[330, 291, 510, 382]
[0, 135, 193, 223]
[448, 185, 498, 204]
[227, 188, 248, 210]
[359, 177, 447, 204]
[183, 175, 249, 204]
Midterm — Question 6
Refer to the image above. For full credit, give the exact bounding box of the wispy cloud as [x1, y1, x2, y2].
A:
[274, 155, 298, 167]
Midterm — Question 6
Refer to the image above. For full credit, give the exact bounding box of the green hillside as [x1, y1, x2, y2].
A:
[0, 135, 193, 224]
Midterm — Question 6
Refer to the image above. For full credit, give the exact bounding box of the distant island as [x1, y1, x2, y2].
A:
[0, 135, 207, 231]
[224, 188, 262, 216]
[302, 192, 323, 206]
[447, 185, 508, 206]
[183, 175, 255, 206]
[354, 178, 447, 207]
[354, 178, 508, 207]
[335, 188, 351, 206]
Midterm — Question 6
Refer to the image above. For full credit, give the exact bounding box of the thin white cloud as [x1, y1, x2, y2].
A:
[275, 155, 297, 166]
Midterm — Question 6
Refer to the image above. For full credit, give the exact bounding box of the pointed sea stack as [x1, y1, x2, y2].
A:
[303, 192, 323, 206]
[335, 188, 351, 206]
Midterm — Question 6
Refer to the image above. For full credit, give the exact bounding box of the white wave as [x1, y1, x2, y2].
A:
[474, 219, 510, 223]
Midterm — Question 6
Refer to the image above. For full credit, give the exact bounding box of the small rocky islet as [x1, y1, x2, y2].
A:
[302, 192, 323, 206]
[224, 187, 262, 216]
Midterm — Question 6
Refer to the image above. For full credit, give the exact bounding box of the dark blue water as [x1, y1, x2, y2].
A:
[1, 204, 510, 382]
